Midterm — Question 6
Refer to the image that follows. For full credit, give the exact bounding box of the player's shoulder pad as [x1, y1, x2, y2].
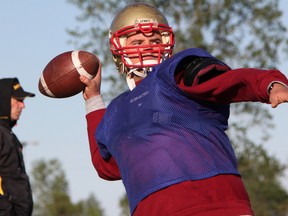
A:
[181, 56, 231, 86]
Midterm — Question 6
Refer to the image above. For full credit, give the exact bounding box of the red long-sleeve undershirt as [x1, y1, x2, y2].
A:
[86, 68, 288, 180]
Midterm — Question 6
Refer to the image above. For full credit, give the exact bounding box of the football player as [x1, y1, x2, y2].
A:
[81, 3, 288, 216]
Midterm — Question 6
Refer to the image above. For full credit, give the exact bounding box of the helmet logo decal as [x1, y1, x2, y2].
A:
[134, 18, 158, 33]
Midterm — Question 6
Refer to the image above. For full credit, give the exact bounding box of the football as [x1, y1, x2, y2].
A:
[38, 50, 100, 98]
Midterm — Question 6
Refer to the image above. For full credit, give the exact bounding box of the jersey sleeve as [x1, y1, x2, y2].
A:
[86, 109, 121, 180]
[176, 68, 288, 104]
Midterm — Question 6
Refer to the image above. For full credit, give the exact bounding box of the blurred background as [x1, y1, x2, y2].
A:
[1, 1, 288, 215]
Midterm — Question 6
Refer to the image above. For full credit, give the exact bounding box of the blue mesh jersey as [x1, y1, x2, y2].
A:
[96, 48, 239, 213]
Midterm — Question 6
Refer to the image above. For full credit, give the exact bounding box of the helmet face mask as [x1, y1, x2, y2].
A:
[109, 3, 175, 75]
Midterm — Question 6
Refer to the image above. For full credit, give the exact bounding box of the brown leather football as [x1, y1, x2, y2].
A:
[38, 50, 100, 98]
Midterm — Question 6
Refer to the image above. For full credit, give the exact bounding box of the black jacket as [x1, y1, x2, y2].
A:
[0, 78, 33, 216]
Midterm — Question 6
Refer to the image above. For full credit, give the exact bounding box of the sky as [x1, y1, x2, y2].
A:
[1, 1, 288, 216]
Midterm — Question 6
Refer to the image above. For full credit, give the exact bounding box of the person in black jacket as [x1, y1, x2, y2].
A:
[0, 78, 35, 216]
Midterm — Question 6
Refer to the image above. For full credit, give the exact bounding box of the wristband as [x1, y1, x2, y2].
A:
[268, 81, 288, 94]
[85, 95, 106, 113]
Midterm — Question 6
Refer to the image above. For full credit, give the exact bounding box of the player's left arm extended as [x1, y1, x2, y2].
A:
[177, 66, 288, 105]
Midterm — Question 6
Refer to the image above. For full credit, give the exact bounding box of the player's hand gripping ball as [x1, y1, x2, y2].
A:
[38, 50, 100, 98]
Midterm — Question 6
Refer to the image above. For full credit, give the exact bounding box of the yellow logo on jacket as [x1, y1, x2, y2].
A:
[0, 176, 4, 195]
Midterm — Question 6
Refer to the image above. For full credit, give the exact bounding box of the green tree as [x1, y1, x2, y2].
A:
[119, 195, 129, 216]
[67, 0, 288, 215]
[30, 159, 104, 216]
[236, 140, 288, 216]
[76, 194, 104, 216]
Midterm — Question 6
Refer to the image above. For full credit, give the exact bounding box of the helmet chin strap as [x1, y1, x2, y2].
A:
[126, 74, 137, 90]
[125, 59, 158, 90]
[126, 68, 148, 90]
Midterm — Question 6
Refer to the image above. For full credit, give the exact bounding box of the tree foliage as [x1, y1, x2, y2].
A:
[66, 0, 288, 215]
[119, 195, 129, 216]
[236, 140, 288, 216]
[30, 159, 104, 216]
